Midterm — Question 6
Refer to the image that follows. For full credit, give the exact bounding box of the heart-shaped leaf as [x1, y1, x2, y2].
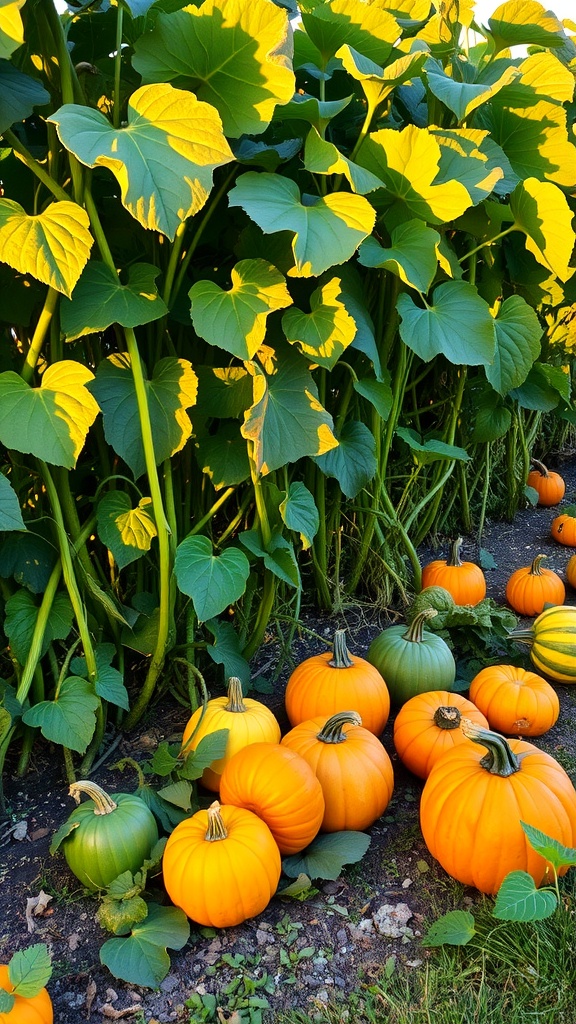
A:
[0, 61, 50, 134]
[493, 870, 558, 922]
[0, 528, 57, 594]
[0, 200, 93, 297]
[71, 643, 129, 712]
[22, 676, 99, 754]
[302, 0, 398, 66]
[282, 831, 371, 881]
[358, 220, 441, 294]
[314, 420, 377, 498]
[0, 472, 24, 531]
[303, 127, 383, 194]
[486, 0, 566, 53]
[397, 281, 496, 366]
[61, 262, 169, 340]
[337, 46, 427, 118]
[282, 276, 357, 369]
[520, 821, 576, 871]
[279, 481, 319, 550]
[99, 904, 189, 988]
[205, 619, 251, 688]
[487, 295, 542, 395]
[174, 535, 250, 621]
[97, 492, 155, 569]
[421, 910, 476, 947]
[424, 56, 519, 122]
[4, 590, 74, 665]
[432, 128, 506, 206]
[511, 178, 575, 282]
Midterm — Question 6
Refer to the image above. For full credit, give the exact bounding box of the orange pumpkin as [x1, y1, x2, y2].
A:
[469, 664, 559, 737]
[219, 742, 325, 854]
[0, 965, 53, 1024]
[421, 537, 486, 606]
[284, 630, 390, 736]
[393, 691, 488, 779]
[527, 459, 566, 506]
[420, 719, 576, 894]
[567, 554, 576, 589]
[505, 553, 565, 616]
[551, 510, 576, 547]
[281, 711, 394, 832]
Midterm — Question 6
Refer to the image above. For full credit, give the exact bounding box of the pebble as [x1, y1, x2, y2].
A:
[160, 975, 180, 994]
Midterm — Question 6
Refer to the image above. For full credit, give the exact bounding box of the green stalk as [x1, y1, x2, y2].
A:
[21, 288, 59, 384]
[113, 2, 124, 130]
[242, 443, 277, 660]
[40, 0, 84, 198]
[15, 560, 63, 706]
[1, 130, 69, 201]
[458, 226, 515, 264]
[189, 486, 236, 538]
[477, 442, 491, 545]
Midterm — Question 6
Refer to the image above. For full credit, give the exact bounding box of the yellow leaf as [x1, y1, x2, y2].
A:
[115, 497, 158, 552]
[41, 362, 100, 462]
[0, 200, 93, 298]
[0, 0, 25, 59]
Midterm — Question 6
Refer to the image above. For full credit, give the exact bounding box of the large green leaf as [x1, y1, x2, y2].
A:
[469, 384, 512, 443]
[205, 618, 251, 688]
[174, 535, 250, 621]
[282, 276, 357, 370]
[493, 870, 557, 922]
[510, 178, 575, 282]
[0, 472, 24, 531]
[337, 46, 427, 119]
[194, 365, 253, 419]
[22, 676, 99, 754]
[97, 491, 156, 569]
[0, 61, 49, 134]
[61, 262, 169, 340]
[303, 127, 383, 195]
[49, 84, 234, 239]
[228, 172, 376, 278]
[0, 200, 93, 298]
[0, 528, 57, 593]
[0, 0, 24, 60]
[7, 945, 52, 998]
[89, 354, 198, 479]
[432, 129, 506, 206]
[71, 643, 129, 712]
[0, 362, 100, 468]
[314, 420, 377, 498]
[4, 590, 74, 664]
[396, 427, 469, 465]
[241, 345, 338, 475]
[189, 259, 292, 360]
[424, 57, 518, 122]
[279, 481, 319, 550]
[520, 822, 576, 872]
[240, 529, 300, 588]
[486, 295, 542, 396]
[132, 0, 295, 138]
[358, 220, 440, 294]
[486, 0, 566, 53]
[510, 362, 570, 411]
[397, 281, 496, 366]
[99, 904, 189, 989]
[282, 830, 371, 881]
[194, 420, 250, 489]
[301, 0, 398, 66]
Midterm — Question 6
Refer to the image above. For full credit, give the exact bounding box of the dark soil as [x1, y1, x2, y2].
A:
[3, 456, 576, 1024]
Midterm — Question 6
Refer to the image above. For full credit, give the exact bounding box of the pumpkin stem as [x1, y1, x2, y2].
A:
[433, 706, 461, 730]
[531, 458, 549, 478]
[317, 710, 362, 743]
[224, 676, 247, 713]
[460, 718, 520, 776]
[528, 554, 548, 576]
[206, 800, 228, 842]
[68, 780, 118, 815]
[328, 630, 354, 669]
[403, 608, 437, 643]
[447, 537, 463, 567]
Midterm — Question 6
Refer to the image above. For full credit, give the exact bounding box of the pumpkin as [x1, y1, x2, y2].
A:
[505, 553, 565, 616]
[513, 604, 576, 682]
[527, 459, 566, 506]
[567, 554, 576, 589]
[551, 509, 576, 547]
[181, 676, 281, 791]
[281, 711, 394, 832]
[393, 691, 489, 779]
[366, 609, 456, 707]
[420, 718, 576, 894]
[407, 586, 455, 623]
[284, 629, 390, 736]
[162, 800, 281, 927]
[0, 965, 53, 1024]
[421, 537, 486, 606]
[469, 664, 559, 737]
[51, 781, 159, 891]
[219, 742, 325, 854]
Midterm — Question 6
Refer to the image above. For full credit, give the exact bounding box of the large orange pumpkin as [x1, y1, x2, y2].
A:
[281, 711, 394, 832]
[219, 742, 325, 854]
[551, 509, 576, 547]
[0, 965, 53, 1024]
[527, 459, 566, 506]
[468, 664, 559, 737]
[420, 719, 576, 894]
[505, 553, 565, 616]
[421, 537, 486, 606]
[284, 630, 390, 736]
[393, 691, 488, 779]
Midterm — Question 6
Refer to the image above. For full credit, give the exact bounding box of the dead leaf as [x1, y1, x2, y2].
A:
[25, 890, 53, 932]
[85, 979, 97, 1019]
[68, 932, 81, 951]
[29, 828, 50, 841]
[217, 1010, 242, 1024]
[101, 1004, 143, 1019]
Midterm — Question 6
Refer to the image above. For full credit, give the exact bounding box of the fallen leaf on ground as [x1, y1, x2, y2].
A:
[25, 890, 53, 932]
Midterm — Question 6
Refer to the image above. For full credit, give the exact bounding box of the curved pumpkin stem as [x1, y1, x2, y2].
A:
[206, 801, 228, 842]
[328, 629, 354, 669]
[68, 780, 118, 815]
[460, 718, 520, 776]
[447, 537, 463, 567]
[433, 706, 461, 730]
[224, 677, 247, 714]
[317, 710, 362, 743]
[528, 554, 548, 576]
[531, 458, 549, 478]
[403, 608, 437, 643]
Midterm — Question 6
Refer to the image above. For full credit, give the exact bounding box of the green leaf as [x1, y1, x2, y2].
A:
[241, 345, 337, 475]
[205, 618, 251, 688]
[71, 643, 129, 712]
[99, 904, 190, 989]
[228, 172, 376, 278]
[180, 729, 230, 778]
[49, 84, 233, 240]
[421, 910, 476, 947]
[511, 178, 575, 282]
[97, 491, 155, 570]
[189, 259, 292, 360]
[97, 896, 149, 936]
[61, 262, 169, 341]
[0, 472, 24, 531]
[0, 61, 50, 135]
[282, 831, 371, 881]
[520, 822, 576, 871]
[0, 990, 14, 1013]
[0, 200, 93, 298]
[353, 378, 393, 421]
[493, 870, 558, 922]
[0, 361, 100, 468]
[302, 0, 398, 66]
[4, 590, 74, 665]
[396, 427, 469, 465]
[468, 383, 511, 443]
[486, 0, 567, 53]
[315, 420, 377, 498]
[487, 295, 542, 396]
[432, 128, 508, 206]
[337, 46, 427, 118]
[424, 56, 519, 122]
[397, 281, 496, 366]
[194, 366, 253, 420]
[282, 276, 357, 370]
[157, 779, 193, 811]
[132, 0, 295, 138]
[510, 362, 569, 411]
[277, 94, 352, 134]
[89, 354, 198, 479]
[0, 526, 55, 593]
[303, 127, 383, 194]
[174, 535, 250, 621]
[279, 481, 319, 550]
[22, 676, 99, 754]
[358, 220, 441, 294]
[0, 0, 25, 60]
[8, 944, 52, 997]
[194, 421, 250, 490]
[240, 529, 300, 588]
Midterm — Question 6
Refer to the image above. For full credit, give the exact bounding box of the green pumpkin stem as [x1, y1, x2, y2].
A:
[529, 554, 548, 576]
[224, 676, 247, 713]
[68, 780, 118, 815]
[531, 458, 549, 477]
[328, 630, 354, 669]
[206, 801, 228, 842]
[433, 706, 461, 730]
[460, 718, 520, 776]
[317, 710, 362, 743]
[403, 608, 438, 642]
[447, 537, 464, 567]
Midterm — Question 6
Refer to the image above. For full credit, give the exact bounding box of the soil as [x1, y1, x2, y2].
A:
[3, 455, 576, 1024]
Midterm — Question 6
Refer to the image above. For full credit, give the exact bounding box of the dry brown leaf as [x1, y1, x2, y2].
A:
[101, 1004, 143, 1019]
[85, 978, 97, 1019]
[25, 890, 53, 932]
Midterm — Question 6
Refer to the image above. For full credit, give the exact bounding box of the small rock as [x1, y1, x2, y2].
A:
[371, 903, 413, 938]
[160, 975, 179, 994]
[256, 929, 270, 945]
[334, 976, 346, 989]
[402, 878, 413, 889]
[336, 929, 348, 945]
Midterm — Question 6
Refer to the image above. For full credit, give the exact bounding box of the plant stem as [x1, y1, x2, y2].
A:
[21, 288, 59, 384]
[1, 130, 70, 202]
[113, 2, 124, 130]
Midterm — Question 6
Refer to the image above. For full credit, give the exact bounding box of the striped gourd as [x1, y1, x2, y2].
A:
[515, 605, 576, 682]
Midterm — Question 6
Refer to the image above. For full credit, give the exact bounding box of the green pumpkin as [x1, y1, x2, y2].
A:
[407, 586, 455, 625]
[367, 609, 456, 707]
[52, 780, 159, 890]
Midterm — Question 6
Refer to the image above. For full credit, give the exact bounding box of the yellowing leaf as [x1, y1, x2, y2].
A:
[0, 0, 25, 60]
[337, 47, 427, 118]
[424, 57, 519, 122]
[511, 177, 575, 282]
[302, 0, 399, 66]
[282, 277, 357, 370]
[115, 497, 157, 552]
[304, 127, 383, 194]
[0, 200, 93, 298]
[486, 0, 566, 52]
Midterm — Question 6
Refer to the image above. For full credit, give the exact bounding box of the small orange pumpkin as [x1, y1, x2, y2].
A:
[505, 553, 565, 615]
[393, 691, 488, 779]
[566, 554, 576, 589]
[551, 508, 576, 547]
[527, 459, 566, 506]
[0, 964, 53, 1024]
[469, 664, 559, 737]
[421, 537, 486, 606]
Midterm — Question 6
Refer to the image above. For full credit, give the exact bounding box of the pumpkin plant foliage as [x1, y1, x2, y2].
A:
[0, 0, 575, 785]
